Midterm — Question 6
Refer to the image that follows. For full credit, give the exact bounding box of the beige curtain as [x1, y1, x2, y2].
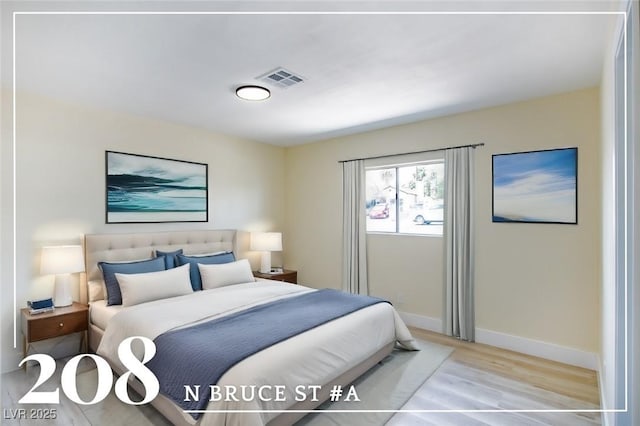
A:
[342, 160, 368, 295]
[444, 147, 475, 341]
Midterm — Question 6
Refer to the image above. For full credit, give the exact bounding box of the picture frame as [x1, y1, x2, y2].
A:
[492, 147, 577, 224]
[105, 151, 208, 223]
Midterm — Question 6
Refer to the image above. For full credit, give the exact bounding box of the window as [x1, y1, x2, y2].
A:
[365, 161, 445, 235]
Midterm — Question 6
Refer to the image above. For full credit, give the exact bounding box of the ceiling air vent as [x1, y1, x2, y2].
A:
[257, 67, 304, 89]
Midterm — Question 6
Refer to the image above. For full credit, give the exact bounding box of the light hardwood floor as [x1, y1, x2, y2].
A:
[387, 327, 601, 425]
[1, 327, 601, 425]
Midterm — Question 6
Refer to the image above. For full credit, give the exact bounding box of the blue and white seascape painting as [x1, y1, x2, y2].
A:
[492, 148, 577, 224]
[106, 151, 208, 223]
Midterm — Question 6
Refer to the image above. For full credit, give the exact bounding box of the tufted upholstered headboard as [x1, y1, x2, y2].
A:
[82, 229, 237, 304]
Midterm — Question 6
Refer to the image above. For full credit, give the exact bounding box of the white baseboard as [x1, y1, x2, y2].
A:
[399, 311, 598, 371]
[398, 311, 443, 333]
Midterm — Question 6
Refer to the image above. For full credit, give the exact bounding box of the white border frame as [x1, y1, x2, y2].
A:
[10, 8, 629, 418]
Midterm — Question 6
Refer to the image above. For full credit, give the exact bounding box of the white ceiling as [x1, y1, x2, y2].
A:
[12, 10, 615, 145]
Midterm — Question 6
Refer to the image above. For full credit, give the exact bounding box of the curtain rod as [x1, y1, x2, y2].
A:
[337, 142, 485, 163]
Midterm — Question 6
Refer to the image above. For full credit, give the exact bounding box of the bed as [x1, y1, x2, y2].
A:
[82, 229, 417, 426]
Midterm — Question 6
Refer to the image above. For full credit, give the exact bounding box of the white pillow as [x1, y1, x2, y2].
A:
[115, 263, 192, 306]
[199, 259, 255, 290]
[88, 280, 106, 302]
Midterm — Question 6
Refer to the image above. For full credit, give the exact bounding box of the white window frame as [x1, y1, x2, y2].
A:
[365, 159, 445, 236]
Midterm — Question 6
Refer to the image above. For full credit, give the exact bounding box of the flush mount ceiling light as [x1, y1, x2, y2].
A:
[236, 85, 271, 101]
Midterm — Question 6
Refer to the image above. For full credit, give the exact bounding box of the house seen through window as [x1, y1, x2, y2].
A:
[365, 161, 445, 235]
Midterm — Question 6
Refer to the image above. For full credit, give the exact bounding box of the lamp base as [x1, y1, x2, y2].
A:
[259, 251, 272, 274]
[53, 274, 73, 307]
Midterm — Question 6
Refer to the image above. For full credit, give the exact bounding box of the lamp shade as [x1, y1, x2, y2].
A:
[40, 245, 85, 275]
[250, 232, 282, 252]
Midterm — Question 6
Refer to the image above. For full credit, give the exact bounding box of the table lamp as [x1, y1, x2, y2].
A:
[250, 232, 282, 273]
[40, 245, 84, 307]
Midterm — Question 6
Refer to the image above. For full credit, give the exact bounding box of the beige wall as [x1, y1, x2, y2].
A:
[0, 91, 286, 372]
[285, 88, 601, 353]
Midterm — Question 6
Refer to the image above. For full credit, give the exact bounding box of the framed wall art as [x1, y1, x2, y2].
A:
[492, 147, 577, 224]
[105, 151, 208, 223]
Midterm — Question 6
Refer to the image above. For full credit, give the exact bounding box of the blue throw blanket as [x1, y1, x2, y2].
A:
[145, 289, 388, 419]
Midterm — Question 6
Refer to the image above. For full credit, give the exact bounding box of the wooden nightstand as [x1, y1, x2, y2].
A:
[21, 302, 89, 362]
[253, 269, 298, 284]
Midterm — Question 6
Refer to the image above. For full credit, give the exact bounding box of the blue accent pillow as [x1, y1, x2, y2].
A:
[99, 257, 166, 306]
[156, 248, 184, 269]
[176, 252, 236, 291]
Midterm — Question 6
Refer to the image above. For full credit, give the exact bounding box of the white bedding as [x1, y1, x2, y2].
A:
[89, 299, 124, 331]
[97, 280, 417, 426]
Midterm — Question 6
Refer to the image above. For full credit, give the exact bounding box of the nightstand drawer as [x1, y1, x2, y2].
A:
[28, 311, 87, 342]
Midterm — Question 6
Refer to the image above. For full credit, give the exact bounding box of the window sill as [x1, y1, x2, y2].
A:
[366, 231, 443, 238]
